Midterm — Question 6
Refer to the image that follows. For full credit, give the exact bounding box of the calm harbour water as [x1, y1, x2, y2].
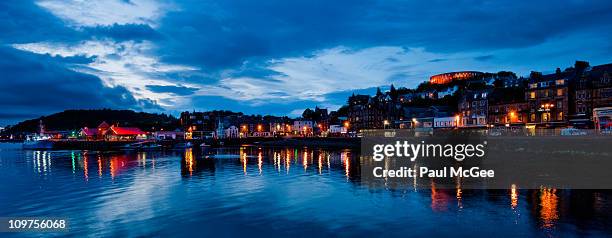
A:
[0, 143, 610, 237]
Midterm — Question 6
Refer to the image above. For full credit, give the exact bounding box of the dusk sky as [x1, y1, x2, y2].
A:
[1, 0, 612, 125]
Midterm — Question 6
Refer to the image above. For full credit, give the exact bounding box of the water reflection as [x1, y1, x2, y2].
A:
[4, 146, 609, 237]
[511, 184, 519, 209]
[539, 187, 559, 229]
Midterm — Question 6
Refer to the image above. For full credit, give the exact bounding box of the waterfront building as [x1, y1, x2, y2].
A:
[433, 116, 459, 128]
[97, 121, 111, 140]
[154, 130, 184, 140]
[269, 122, 292, 136]
[180, 111, 214, 139]
[328, 125, 347, 135]
[458, 89, 491, 127]
[78, 121, 119, 140]
[105, 126, 147, 141]
[347, 94, 372, 131]
[593, 107, 612, 131]
[572, 63, 612, 127]
[252, 131, 271, 137]
[488, 88, 529, 126]
[488, 101, 529, 126]
[525, 68, 573, 127]
[224, 126, 239, 138]
[346, 89, 398, 131]
[402, 106, 452, 128]
[79, 127, 98, 140]
[293, 120, 313, 136]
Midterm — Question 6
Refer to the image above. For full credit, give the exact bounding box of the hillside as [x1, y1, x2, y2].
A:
[2, 109, 180, 135]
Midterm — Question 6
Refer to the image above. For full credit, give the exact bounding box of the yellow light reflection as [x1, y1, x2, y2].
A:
[456, 178, 463, 209]
[303, 150, 308, 171]
[318, 154, 322, 175]
[539, 187, 559, 229]
[242, 151, 247, 175]
[83, 154, 89, 180]
[342, 151, 350, 179]
[185, 148, 194, 176]
[109, 157, 114, 179]
[511, 184, 518, 209]
[97, 157, 102, 178]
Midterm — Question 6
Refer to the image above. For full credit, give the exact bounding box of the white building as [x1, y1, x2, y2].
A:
[329, 125, 347, 134]
[224, 126, 239, 138]
[433, 117, 459, 128]
[153, 130, 185, 140]
[293, 120, 313, 135]
[252, 131, 272, 137]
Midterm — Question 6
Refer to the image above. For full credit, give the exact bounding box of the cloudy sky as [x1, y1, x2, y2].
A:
[1, 0, 612, 125]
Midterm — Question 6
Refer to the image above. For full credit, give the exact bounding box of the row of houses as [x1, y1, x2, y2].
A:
[178, 107, 350, 139]
[346, 61, 612, 131]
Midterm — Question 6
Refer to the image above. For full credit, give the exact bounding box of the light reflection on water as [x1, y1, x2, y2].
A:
[0, 143, 610, 237]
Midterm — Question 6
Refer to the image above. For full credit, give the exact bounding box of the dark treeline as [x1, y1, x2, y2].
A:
[2, 109, 179, 135]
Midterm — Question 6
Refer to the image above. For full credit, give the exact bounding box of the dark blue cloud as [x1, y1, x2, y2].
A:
[0, 0, 80, 44]
[153, 0, 612, 71]
[0, 46, 161, 125]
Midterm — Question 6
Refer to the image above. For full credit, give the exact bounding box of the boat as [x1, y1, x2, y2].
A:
[22, 139, 54, 150]
[22, 121, 55, 150]
[22, 135, 54, 150]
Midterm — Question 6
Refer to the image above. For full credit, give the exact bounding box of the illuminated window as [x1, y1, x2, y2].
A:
[530, 92, 536, 99]
[556, 89, 563, 96]
[556, 79, 565, 85]
[530, 114, 536, 122]
[557, 112, 563, 121]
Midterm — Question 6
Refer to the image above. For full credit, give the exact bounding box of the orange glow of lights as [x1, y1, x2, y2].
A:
[318, 154, 323, 174]
[242, 152, 247, 175]
[430, 181, 450, 212]
[97, 158, 102, 178]
[342, 152, 350, 179]
[83, 156, 89, 180]
[185, 148, 194, 176]
[456, 188, 463, 209]
[539, 187, 559, 229]
[511, 184, 518, 209]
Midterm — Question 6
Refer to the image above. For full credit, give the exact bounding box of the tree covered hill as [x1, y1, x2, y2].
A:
[2, 109, 180, 135]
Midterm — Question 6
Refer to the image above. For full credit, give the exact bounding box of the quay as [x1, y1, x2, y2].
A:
[19, 137, 361, 151]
